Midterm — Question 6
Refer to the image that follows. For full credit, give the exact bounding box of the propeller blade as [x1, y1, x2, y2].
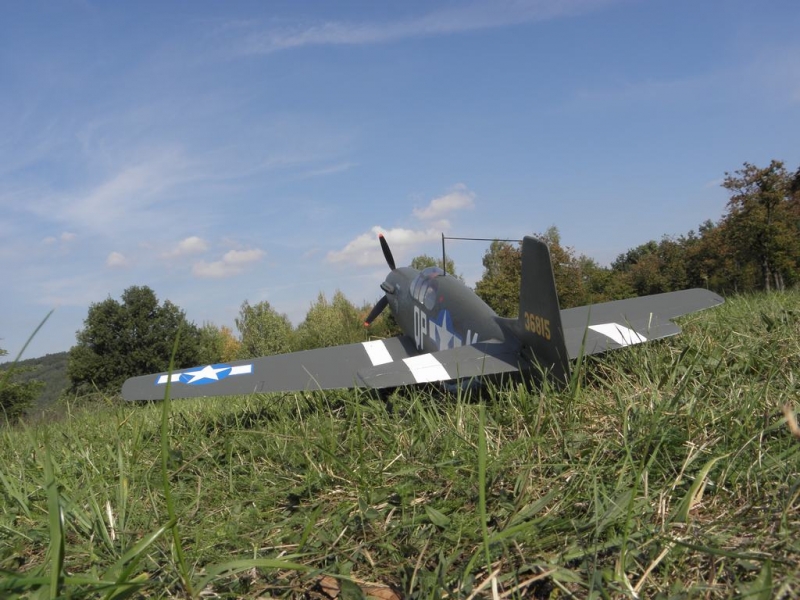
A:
[379, 234, 396, 271]
[364, 295, 389, 327]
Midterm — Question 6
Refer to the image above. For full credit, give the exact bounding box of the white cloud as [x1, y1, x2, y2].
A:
[106, 251, 129, 268]
[412, 184, 475, 221]
[42, 231, 77, 245]
[164, 236, 209, 258]
[326, 226, 440, 266]
[301, 161, 358, 178]
[28, 149, 195, 234]
[193, 248, 265, 278]
[327, 184, 478, 267]
[238, 0, 615, 54]
[703, 178, 724, 189]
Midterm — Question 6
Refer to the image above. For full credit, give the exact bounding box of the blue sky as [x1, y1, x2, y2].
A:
[2, 0, 799, 360]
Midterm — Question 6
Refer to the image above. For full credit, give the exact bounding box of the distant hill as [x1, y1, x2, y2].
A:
[0, 351, 70, 414]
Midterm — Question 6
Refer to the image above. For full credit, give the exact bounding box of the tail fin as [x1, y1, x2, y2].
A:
[516, 236, 571, 385]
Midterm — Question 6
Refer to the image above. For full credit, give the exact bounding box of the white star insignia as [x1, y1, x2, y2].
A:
[185, 365, 227, 383]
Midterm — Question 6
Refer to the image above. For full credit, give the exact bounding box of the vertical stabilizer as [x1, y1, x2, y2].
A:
[516, 236, 571, 384]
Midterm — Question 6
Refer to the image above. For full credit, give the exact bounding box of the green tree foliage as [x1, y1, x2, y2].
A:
[539, 226, 591, 308]
[67, 286, 203, 395]
[359, 301, 403, 338]
[196, 323, 226, 365]
[722, 160, 800, 291]
[577, 255, 631, 302]
[218, 326, 242, 362]
[0, 347, 45, 424]
[474, 228, 603, 315]
[681, 221, 742, 293]
[1, 351, 68, 415]
[474, 240, 521, 317]
[295, 291, 365, 350]
[410, 254, 460, 279]
[235, 300, 294, 359]
[610, 238, 690, 296]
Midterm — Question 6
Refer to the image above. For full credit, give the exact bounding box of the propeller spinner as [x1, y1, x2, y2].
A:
[364, 234, 396, 327]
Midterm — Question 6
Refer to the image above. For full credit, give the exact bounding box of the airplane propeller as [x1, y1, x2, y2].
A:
[364, 234, 395, 327]
[379, 233, 396, 270]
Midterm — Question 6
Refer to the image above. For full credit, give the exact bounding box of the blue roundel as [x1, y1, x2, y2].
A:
[178, 364, 233, 385]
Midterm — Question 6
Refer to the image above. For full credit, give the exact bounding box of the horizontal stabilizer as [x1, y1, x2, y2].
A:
[560, 288, 723, 359]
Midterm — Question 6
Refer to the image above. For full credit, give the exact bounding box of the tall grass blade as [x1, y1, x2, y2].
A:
[672, 454, 728, 523]
[477, 405, 491, 573]
[159, 328, 193, 596]
[43, 441, 65, 598]
[193, 557, 311, 592]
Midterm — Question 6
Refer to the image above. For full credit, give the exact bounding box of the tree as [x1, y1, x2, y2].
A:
[474, 240, 521, 317]
[295, 291, 364, 350]
[576, 255, 629, 303]
[474, 227, 594, 315]
[218, 326, 242, 362]
[67, 286, 203, 396]
[196, 322, 227, 365]
[359, 302, 403, 338]
[722, 160, 799, 291]
[410, 254, 460, 279]
[235, 300, 294, 359]
[539, 226, 588, 309]
[681, 221, 742, 294]
[0, 347, 44, 424]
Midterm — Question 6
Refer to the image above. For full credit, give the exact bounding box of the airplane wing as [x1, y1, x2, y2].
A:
[356, 341, 523, 389]
[121, 336, 420, 401]
[559, 288, 724, 359]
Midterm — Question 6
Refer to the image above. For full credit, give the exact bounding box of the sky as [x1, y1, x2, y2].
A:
[2, 0, 799, 361]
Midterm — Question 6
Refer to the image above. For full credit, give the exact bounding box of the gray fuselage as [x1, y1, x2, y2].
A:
[383, 267, 509, 354]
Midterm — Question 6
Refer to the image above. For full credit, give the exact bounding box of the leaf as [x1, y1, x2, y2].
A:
[672, 454, 728, 523]
[424, 505, 451, 528]
[737, 560, 772, 600]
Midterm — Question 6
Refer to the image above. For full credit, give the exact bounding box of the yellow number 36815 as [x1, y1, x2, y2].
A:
[523, 311, 551, 340]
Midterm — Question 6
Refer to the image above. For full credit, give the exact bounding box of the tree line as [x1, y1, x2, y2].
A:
[476, 160, 800, 316]
[3, 159, 798, 421]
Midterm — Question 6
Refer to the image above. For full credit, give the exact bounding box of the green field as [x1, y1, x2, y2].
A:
[1, 292, 798, 598]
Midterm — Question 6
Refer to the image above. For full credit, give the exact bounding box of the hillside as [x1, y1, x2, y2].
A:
[0, 292, 798, 598]
[0, 351, 69, 414]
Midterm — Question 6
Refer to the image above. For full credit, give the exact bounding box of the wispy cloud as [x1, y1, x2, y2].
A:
[236, 0, 616, 54]
[164, 236, 209, 258]
[703, 178, 724, 189]
[193, 248, 265, 278]
[569, 43, 800, 112]
[106, 251, 129, 268]
[326, 225, 442, 267]
[43, 231, 77, 245]
[412, 183, 475, 224]
[26, 149, 195, 233]
[326, 184, 477, 266]
[301, 162, 358, 179]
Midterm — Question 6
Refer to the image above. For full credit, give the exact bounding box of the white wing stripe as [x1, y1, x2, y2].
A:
[362, 340, 393, 366]
[403, 354, 450, 383]
[589, 323, 647, 346]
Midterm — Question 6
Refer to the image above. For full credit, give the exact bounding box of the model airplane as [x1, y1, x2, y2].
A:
[121, 235, 723, 401]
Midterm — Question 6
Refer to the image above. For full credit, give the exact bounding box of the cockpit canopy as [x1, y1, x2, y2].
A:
[410, 267, 444, 310]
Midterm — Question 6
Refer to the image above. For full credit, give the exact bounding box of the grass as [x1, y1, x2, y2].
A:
[0, 291, 798, 598]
